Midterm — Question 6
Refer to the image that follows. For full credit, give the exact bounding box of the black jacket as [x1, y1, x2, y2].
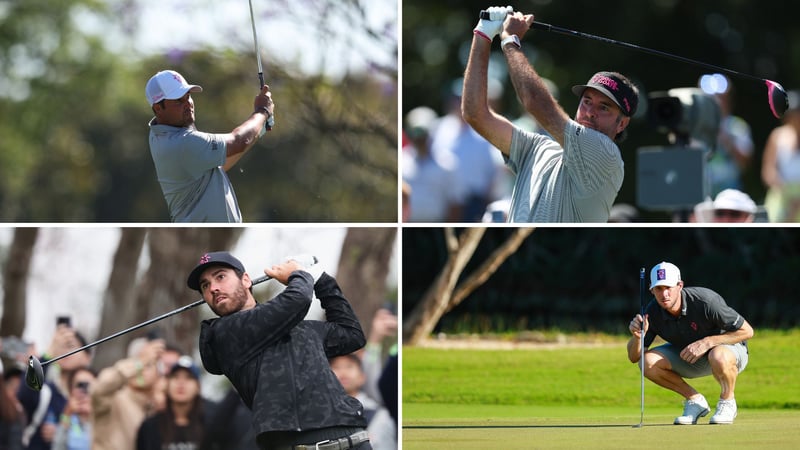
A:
[199, 271, 367, 437]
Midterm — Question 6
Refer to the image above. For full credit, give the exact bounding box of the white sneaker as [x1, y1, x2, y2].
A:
[674, 396, 710, 425]
[709, 399, 737, 424]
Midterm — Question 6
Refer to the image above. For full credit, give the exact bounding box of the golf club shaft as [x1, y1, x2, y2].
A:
[478, 11, 768, 84]
[248, 0, 273, 130]
[639, 267, 646, 426]
[42, 274, 272, 367]
[530, 21, 766, 84]
[248, 0, 265, 87]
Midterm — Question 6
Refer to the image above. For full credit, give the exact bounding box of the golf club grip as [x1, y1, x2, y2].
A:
[256, 73, 274, 131]
[478, 11, 550, 31]
[252, 274, 271, 285]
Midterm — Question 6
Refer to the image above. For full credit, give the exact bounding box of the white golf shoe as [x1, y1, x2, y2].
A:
[709, 398, 737, 424]
[674, 396, 710, 425]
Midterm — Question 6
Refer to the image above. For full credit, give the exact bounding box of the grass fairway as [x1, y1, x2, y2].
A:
[403, 330, 800, 449]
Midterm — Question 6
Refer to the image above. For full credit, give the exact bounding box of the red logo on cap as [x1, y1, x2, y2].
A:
[591, 74, 619, 92]
[199, 254, 210, 264]
[173, 73, 185, 84]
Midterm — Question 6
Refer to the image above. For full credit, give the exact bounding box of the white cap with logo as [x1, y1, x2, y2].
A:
[650, 262, 681, 288]
[145, 70, 202, 106]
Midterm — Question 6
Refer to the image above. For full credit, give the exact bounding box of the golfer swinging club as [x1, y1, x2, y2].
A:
[462, 6, 638, 222]
[627, 262, 753, 425]
[189, 252, 372, 449]
[146, 70, 274, 222]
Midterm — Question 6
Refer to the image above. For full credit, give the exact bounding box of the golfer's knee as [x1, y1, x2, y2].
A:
[708, 346, 736, 369]
[642, 352, 665, 376]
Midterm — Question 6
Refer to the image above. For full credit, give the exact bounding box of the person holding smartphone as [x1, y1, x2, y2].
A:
[53, 367, 97, 450]
[17, 317, 92, 450]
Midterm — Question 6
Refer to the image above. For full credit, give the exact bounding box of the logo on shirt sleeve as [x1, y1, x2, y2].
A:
[211, 138, 220, 151]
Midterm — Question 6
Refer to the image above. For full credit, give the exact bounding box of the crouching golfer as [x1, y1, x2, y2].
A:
[188, 252, 372, 449]
[627, 262, 753, 425]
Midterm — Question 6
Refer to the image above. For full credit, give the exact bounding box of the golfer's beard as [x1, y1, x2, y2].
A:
[211, 283, 249, 316]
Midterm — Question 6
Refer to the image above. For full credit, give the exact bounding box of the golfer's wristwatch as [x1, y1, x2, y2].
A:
[501, 34, 521, 49]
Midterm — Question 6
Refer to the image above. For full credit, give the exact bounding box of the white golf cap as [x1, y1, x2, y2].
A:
[713, 189, 757, 214]
[145, 70, 202, 106]
[650, 262, 681, 288]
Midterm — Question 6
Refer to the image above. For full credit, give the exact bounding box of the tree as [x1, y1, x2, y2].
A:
[335, 227, 397, 339]
[91, 228, 147, 370]
[403, 227, 535, 345]
[0, 228, 39, 337]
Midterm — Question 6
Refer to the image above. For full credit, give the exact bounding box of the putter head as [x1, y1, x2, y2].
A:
[25, 355, 45, 391]
[766, 80, 789, 119]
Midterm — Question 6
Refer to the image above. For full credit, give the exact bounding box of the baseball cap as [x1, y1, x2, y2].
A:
[572, 71, 638, 116]
[405, 106, 438, 138]
[713, 189, 757, 214]
[169, 355, 201, 380]
[187, 251, 245, 291]
[145, 70, 202, 106]
[650, 262, 681, 288]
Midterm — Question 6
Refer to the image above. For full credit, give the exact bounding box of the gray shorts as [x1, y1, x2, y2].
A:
[650, 341, 749, 379]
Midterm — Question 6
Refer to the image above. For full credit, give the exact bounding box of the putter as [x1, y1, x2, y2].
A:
[480, 11, 789, 118]
[25, 273, 273, 391]
[248, 0, 274, 129]
[634, 267, 646, 428]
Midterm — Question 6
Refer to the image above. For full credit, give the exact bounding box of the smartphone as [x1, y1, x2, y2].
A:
[56, 316, 71, 327]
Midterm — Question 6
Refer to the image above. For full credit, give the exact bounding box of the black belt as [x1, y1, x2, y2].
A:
[292, 430, 369, 450]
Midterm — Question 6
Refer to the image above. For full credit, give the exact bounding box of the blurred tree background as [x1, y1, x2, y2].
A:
[0, 0, 397, 222]
[403, 0, 800, 221]
[403, 227, 800, 337]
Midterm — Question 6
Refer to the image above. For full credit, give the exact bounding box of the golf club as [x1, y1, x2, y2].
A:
[634, 267, 646, 428]
[480, 11, 789, 118]
[25, 273, 273, 391]
[248, 0, 274, 130]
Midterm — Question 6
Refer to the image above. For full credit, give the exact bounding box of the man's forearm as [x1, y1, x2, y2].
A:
[223, 112, 268, 171]
[461, 35, 492, 125]
[705, 326, 753, 347]
[502, 45, 567, 144]
[627, 335, 642, 363]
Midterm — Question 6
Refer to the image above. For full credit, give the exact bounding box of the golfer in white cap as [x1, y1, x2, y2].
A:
[627, 262, 754, 425]
[146, 70, 274, 222]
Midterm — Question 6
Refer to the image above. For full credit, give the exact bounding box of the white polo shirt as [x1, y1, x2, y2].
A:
[148, 119, 242, 223]
[506, 119, 624, 223]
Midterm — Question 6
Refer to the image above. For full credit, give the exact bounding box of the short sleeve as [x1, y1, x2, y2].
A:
[181, 131, 228, 178]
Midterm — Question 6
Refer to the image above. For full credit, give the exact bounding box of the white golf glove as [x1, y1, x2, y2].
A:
[285, 254, 323, 282]
[473, 6, 513, 42]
